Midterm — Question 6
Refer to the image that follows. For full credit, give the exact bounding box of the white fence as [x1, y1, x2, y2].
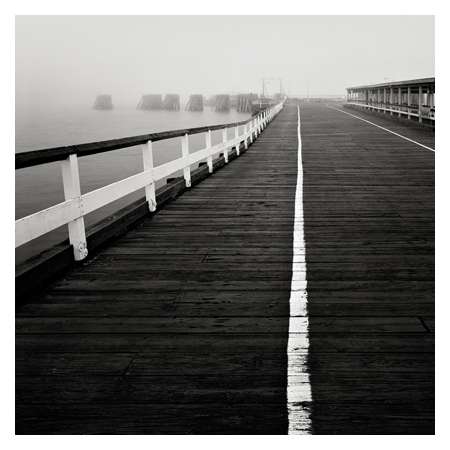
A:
[346, 101, 435, 122]
[16, 102, 284, 261]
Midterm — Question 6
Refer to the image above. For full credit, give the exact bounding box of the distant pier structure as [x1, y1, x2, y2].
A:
[163, 94, 180, 111]
[93, 95, 113, 110]
[236, 94, 258, 113]
[186, 94, 204, 111]
[137, 94, 163, 110]
[346, 77, 435, 125]
[215, 95, 231, 112]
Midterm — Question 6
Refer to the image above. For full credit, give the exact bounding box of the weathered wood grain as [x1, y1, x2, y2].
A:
[301, 102, 434, 435]
[15, 101, 434, 434]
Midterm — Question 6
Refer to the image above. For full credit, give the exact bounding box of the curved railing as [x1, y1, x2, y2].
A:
[15, 101, 284, 261]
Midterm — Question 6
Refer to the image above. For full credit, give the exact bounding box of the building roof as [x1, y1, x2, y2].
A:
[347, 77, 435, 91]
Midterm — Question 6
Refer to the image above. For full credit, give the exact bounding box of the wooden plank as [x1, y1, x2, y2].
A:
[300, 101, 434, 434]
[15, 101, 434, 434]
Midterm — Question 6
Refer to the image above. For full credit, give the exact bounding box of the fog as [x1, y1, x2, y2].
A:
[16, 15, 434, 108]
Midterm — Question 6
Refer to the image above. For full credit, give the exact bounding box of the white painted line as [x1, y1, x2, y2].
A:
[329, 106, 435, 153]
[287, 105, 312, 434]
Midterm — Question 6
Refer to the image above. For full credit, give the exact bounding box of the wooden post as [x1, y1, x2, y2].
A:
[222, 128, 228, 162]
[235, 126, 240, 156]
[407, 86, 411, 119]
[244, 124, 249, 149]
[398, 87, 402, 117]
[390, 88, 394, 115]
[383, 88, 387, 113]
[250, 120, 254, 143]
[206, 130, 213, 172]
[142, 140, 156, 212]
[181, 134, 191, 187]
[418, 86, 423, 123]
[61, 154, 88, 261]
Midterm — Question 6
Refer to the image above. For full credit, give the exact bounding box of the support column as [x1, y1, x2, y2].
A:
[407, 86, 411, 120]
[418, 85, 423, 123]
[390, 87, 394, 115]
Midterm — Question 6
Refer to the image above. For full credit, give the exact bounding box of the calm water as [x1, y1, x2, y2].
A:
[16, 105, 250, 264]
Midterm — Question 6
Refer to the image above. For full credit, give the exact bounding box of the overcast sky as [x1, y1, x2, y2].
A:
[16, 15, 434, 107]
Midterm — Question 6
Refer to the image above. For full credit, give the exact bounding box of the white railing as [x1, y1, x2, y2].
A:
[16, 102, 284, 261]
[346, 101, 435, 121]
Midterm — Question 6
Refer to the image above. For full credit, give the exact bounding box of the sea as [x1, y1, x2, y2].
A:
[15, 105, 250, 264]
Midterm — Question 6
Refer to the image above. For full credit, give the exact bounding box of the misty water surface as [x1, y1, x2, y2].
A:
[16, 105, 249, 263]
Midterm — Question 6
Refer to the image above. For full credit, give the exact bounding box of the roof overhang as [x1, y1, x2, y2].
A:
[347, 77, 435, 91]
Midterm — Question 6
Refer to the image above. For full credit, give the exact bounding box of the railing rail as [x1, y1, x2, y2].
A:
[16, 101, 284, 261]
[346, 100, 435, 121]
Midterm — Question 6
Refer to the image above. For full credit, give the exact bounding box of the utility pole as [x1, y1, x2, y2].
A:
[261, 77, 284, 98]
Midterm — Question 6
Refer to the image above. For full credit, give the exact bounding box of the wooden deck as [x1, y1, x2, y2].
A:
[16, 102, 434, 434]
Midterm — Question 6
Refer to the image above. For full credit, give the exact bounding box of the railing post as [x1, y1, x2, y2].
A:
[244, 124, 249, 149]
[142, 140, 156, 212]
[61, 154, 88, 261]
[222, 128, 229, 162]
[390, 87, 393, 116]
[206, 130, 213, 172]
[182, 133, 191, 187]
[234, 126, 240, 156]
[407, 86, 411, 120]
[418, 85, 423, 123]
[250, 120, 254, 143]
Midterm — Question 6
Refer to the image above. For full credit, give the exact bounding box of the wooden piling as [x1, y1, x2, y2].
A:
[186, 95, 204, 112]
[215, 95, 231, 112]
[236, 94, 257, 113]
[137, 95, 163, 110]
[163, 94, 180, 111]
[93, 95, 113, 110]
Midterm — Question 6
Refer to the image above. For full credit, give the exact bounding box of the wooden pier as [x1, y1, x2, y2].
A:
[15, 101, 434, 434]
[346, 77, 435, 125]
